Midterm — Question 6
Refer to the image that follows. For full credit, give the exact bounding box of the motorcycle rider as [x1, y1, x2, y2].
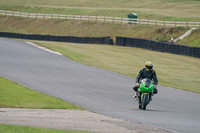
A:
[133, 61, 158, 98]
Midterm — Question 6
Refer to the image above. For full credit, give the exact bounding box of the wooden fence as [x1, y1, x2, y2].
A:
[1, 10, 200, 28]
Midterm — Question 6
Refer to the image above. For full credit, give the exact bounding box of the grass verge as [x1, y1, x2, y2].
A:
[0, 124, 92, 133]
[176, 30, 200, 47]
[0, 0, 200, 47]
[0, 76, 83, 109]
[0, 0, 200, 21]
[0, 16, 190, 44]
[31, 40, 200, 93]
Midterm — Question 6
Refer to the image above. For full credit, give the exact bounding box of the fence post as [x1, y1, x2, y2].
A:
[65, 15, 67, 20]
[36, 13, 37, 19]
[12, 11, 14, 17]
[5, 10, 7, 17]
[51, 14, 53, 19]
[164, 21, 165, 27]
[73, 15, 74, 20]
[88, 15, 89, 22]
[96, 16, 97, 23]
[186, 21, 188, 27]
[121, 18, 123, 25]
[199, 22, 200, 29]
[112, 17, 114, 24]
[28, 12, 29, 18]
[175, 21, 176, 28]
[148, 19, 149, 26]
[104, 16, 105, 24]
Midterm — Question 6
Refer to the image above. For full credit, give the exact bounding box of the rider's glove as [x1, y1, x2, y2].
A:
[154, 85, 157, 89]
[136, 83, 139, 87]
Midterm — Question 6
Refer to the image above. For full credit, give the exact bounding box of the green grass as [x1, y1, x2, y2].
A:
[0, 0, 200, 94]
[0, 76, 83, 109]
[0, 16, 190, 43]
[30, 40, 200, 93]
[0, 0, 200, 46]
[177, 30, 200, 47]
[0, 0, 200, 21]
[0, 124, 92, 133]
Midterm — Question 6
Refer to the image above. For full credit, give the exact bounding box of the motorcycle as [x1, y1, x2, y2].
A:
[135, 78, 154, 110]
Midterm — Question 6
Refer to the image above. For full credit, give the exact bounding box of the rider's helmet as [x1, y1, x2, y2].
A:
[145, 61, 153, 71]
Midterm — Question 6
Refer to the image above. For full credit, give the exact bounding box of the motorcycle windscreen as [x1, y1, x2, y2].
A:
[142, 78, 152, 85]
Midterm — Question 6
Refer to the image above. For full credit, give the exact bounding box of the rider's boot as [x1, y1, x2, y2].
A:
[153, 88, 158, 94]
[133, 92, 138, 98]
[134, 92, 141, 101]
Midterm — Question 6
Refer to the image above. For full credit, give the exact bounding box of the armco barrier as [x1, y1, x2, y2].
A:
[116, 37, 200, 58]
[0, 32, 113, 45]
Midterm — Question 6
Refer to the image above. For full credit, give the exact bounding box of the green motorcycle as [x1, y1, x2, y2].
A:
[136, 78, 154, 110]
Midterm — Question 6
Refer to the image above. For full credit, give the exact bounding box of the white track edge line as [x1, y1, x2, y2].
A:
[26, 41, 63, 56]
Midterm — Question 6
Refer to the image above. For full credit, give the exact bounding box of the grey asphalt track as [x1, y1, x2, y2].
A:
[0, 38, 200, 133]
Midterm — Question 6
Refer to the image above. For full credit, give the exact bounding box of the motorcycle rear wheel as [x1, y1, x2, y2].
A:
[139, 104, 142, 109]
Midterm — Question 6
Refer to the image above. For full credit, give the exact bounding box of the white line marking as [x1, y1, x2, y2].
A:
[26, 42, 63, 56]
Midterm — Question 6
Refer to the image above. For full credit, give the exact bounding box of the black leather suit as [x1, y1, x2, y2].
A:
[133, 68, 158, 94]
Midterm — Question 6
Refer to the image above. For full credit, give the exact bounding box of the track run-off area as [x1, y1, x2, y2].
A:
[0, 38, 200, 133]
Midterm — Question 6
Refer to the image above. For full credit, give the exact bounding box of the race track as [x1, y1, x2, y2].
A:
[0, 38, 200, 133]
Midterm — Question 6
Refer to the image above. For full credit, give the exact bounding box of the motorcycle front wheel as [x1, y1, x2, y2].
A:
[141, 94, 148, 110]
